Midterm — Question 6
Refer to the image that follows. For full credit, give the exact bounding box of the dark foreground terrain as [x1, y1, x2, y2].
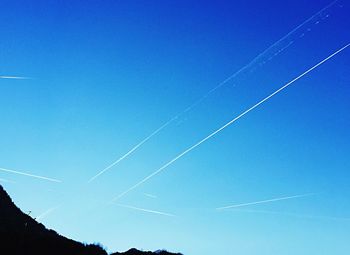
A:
[0, 185, 181, 255]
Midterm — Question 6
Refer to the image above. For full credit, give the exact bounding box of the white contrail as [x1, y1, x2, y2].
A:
[0, 76, 31, 79]
[0, 167, 62, 183]
[111, 43, 350, 202]
[216, 193, 315, 210]
[227, 208, 350, 222]
[88, 1, 338, 182]
[87, 116, 178, 183]
[143, 193, 157, 199]
[116, 203, 175, 217]
[180, 0, 339, 114]
[36, 205, 61, 221]
[0, 178, 16, 184]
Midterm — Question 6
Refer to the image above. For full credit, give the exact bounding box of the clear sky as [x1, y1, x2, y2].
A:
[0, 0, 349, 254]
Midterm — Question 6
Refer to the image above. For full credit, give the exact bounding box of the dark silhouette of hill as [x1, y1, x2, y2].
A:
[0, 185, 182, 255]
[111, 248, 182, 255]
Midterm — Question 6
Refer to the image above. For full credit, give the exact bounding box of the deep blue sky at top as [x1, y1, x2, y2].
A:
[0, 0, 349, 254]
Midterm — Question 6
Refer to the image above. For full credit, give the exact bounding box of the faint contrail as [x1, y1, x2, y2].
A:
[88, 1, 339, 182]
[227, 208, 350, 221]
[111, 43, 350, 202]
[0, 76, 31, 79]
[36, 205, 61, 221]
[143, 193, 157, 199]
[0, 167, 62, 183]
[87, 116, 178, 183]
[216, 193, 315, 210]
[116, 203, 175, 217]
[0, 178, 16, 184]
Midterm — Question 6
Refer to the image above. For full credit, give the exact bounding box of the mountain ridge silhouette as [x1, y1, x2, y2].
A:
[0, 185, 182, 255]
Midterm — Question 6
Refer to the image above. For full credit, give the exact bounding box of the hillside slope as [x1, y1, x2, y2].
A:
[0, 185, 181, 255]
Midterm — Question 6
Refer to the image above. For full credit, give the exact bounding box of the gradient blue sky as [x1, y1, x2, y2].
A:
[1, 0, 350, 254]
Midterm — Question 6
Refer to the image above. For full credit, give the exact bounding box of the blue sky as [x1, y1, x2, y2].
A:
[0, 0, 349, 254]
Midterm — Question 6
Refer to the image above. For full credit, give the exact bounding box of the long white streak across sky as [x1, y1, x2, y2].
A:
[216, 193, 315, 210]
[180, 0, 339, 114]
[0, 76, 31, 79]
[0, 167, 62, 183]
[111, 43, 350, 202]
[228, 209, 350, 222]
[88, 0, 338, 182]
[116, 203, 175, 217]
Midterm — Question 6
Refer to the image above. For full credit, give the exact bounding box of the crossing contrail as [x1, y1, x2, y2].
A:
[0, 167, 62, 183]
[111, 43, 350, 202]
[116, 203, 175, 217]
[0, 76, 31, 79]
[216, 193, 315, 210]
[88, 0, 339, 182]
